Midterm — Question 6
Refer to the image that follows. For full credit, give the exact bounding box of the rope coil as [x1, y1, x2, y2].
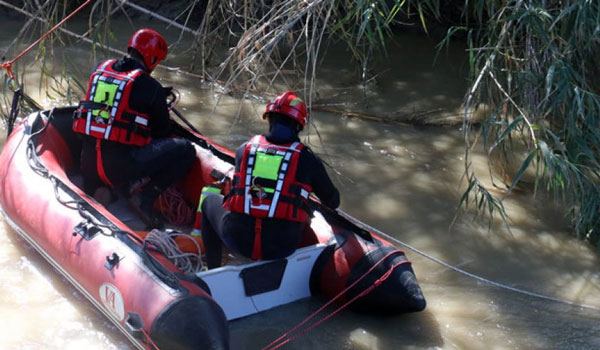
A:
[144, 229, 204, 274]
[156, 186, 194, 226]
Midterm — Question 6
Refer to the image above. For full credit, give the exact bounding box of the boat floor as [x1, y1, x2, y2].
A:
[68, 173, 253, 266]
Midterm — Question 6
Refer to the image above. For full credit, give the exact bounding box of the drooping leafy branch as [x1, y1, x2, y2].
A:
[3, 0, 599, 248]
[451, 0, 600, 247]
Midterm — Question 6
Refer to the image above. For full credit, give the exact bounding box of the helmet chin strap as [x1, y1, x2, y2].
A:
[135, 58, 147, 71]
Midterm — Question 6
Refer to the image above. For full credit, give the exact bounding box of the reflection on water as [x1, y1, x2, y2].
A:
[1, 13, 599, 350]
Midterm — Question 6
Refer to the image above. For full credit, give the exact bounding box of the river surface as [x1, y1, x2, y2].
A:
[1, 12, 600, 350]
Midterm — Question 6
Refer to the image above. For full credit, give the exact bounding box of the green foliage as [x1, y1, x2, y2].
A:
[332, 0, 440, 57]
[207, 0, 445, 91]
[1, 0, 442, 103]
[459, 169, 511, 232]
[0, 0, 96, 120]
[453, 0, 600, 246]
[3, 0, 599, 248]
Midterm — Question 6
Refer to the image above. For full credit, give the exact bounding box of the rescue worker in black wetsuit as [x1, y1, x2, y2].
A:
[73, 28, 196, 228]
[200, 91, 340, 268]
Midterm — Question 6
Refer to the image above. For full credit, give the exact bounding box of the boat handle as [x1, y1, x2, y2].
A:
[125, 312, 145, 340]
[104, 252, 120, 271]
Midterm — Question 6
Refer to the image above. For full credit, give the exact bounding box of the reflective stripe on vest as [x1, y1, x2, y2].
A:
[73, 59, 152, 146]
[224, 135, 311, 222]
[244, 135, 301, 217]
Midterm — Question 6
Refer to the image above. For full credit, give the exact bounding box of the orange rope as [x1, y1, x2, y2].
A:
[157, 186, 194, 226]
[1, 0, 94, 79]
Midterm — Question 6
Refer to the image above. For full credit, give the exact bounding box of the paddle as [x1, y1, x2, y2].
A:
[168, 115, 235, 165]
[6, 85, 43, 137]
[172, 107, 203, 135]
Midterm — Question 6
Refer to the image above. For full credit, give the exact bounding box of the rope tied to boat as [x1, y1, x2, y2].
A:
[262, 249, 409, 350]
[337, 208, 600, 313]
[0, 0, 94, 79]
[140, 328, 161, 350]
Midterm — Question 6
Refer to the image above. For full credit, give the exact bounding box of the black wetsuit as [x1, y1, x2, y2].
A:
[201, 123, 340, 268]
[79, 57, 196, 203]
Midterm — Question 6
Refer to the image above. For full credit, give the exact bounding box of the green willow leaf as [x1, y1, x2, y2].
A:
[507, 150, 536, 193]
[488, 116, 524, 154]
[538, 140, 554, 176]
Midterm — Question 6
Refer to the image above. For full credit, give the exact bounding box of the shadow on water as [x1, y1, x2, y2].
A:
[3, 10, 600, 349]
[294, 110, 600, 349]
[157, 45, 600, 349]
[311, 36, 469, 121]
[229, 298, 443, 350]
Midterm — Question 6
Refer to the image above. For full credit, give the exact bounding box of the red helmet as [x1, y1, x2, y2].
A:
[262, 91, 308, 128]
[128, 29, 168, 72]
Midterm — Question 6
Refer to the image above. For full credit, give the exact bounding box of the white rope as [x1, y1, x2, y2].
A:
[145, 229, 204, 274]
[336, 209, 600, 312]
[4, 0, 598, 313]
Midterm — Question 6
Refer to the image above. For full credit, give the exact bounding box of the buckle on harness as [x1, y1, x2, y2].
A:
[249, 184, 267, 205]
[249, 175, 269, 205]
[76, 100, 111, 124]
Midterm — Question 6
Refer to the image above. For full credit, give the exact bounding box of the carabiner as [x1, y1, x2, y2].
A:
[6, 76, 19, 92]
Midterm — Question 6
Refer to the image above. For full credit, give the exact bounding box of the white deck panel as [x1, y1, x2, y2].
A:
[197, 244, 327, 320]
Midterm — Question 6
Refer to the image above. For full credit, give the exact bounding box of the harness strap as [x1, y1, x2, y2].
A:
[95, 139, 114, 188]
[79, 100, 111, 110]
[230, 187, 303, 205]
[111, 119, 151, 140]
[251, 218, 263, 260]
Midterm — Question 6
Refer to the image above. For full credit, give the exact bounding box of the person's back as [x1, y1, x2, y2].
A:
[73, 28, 196, 228]
[200, 91, 339, 268]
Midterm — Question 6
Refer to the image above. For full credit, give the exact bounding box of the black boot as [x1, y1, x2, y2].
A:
[129, 186, 164, 230]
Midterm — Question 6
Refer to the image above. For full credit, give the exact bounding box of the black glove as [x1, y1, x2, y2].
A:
[164, 86, 175, 108]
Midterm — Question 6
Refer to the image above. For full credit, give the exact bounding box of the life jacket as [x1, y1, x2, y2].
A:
[72, 59, 152, 146]
[224, 135, 312, 223]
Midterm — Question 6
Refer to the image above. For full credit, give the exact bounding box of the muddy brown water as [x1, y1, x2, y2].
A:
[1, 15, 599, 350]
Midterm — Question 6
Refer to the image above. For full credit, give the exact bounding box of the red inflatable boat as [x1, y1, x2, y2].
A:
[0, 106, 425, 349]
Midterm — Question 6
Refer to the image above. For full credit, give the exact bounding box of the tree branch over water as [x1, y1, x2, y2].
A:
[2, 0, 600, 250]
[442, 0, 600, 248]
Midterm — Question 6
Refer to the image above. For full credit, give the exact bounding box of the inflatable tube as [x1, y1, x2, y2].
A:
[0, 107, 426, 349]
